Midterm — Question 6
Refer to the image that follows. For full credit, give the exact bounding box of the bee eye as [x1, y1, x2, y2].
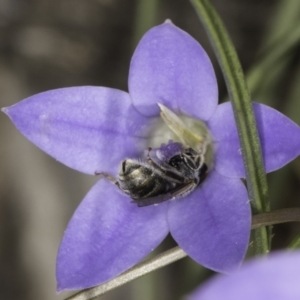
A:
[169, 155, 183, 168]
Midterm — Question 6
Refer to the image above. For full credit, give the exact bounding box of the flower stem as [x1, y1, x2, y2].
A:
[65, 208, 300, 300]
[190, 0, 269, 255]
[64, 246, 186, 300]
[251, 208, 300, 229]
[132, 0, 159, 48]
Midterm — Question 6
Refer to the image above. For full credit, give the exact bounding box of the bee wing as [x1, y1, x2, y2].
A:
[133, 181, 197, 207]
[133, 193, 174, 207]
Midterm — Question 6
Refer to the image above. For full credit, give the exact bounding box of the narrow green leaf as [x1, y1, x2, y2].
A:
[288, 232, 300, 249]
[190, 0, 269, 254]
[262, 0, 300, 51]
[247, 25, 300, 102]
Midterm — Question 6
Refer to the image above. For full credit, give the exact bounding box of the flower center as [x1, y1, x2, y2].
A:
[101, 104, 214, 207]
[147, 103, 214, 170]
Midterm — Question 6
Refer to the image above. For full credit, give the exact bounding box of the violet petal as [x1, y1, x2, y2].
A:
[3, 87, 153, 175]
[56, 179, 169, 291]
[208, 102, 300, 178]
[188, 251, 300, 300]
[129, 21, 218, 120]
[168, 171, 251, 273]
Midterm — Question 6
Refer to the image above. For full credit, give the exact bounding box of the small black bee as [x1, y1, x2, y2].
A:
[99, 142, 208, 207]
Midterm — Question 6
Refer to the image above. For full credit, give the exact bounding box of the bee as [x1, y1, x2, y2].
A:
[98, 141, 208, 207]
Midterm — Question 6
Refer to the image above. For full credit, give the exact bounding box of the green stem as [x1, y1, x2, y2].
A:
[251, 208, 300, 229]
[190, 0, 269, 255]
[65, 246, 186, 300]
[132, 0, 159, 48]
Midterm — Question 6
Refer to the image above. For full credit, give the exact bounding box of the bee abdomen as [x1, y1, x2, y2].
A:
[118, 159, 173, 200]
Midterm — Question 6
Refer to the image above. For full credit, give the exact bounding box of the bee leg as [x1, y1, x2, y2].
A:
[94, 171, 120, 187]
[145, 147, 186, 183]
[199, 136, 209, 166]
[146, 147, 166, 170]
[146, 147, 154, 164]
[146, 147, 163, 170]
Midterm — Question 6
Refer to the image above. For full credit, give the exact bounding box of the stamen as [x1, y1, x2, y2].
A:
[158, 103, 206, 151]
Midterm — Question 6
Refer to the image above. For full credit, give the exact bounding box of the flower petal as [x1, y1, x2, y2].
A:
[168, 171, 251, 273]
[208, 102, 300, 178]
[2, 87, 153, 175]
[56, 179, 169, 291]
[128, 21, 218, 120]
[188, 251, 300, 300]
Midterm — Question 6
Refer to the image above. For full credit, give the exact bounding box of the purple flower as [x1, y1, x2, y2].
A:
[2, 21, 300, 291]
[188, 251, 300, 300]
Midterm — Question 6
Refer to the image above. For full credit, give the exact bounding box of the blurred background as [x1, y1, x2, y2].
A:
[1, 0, 300, 299]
